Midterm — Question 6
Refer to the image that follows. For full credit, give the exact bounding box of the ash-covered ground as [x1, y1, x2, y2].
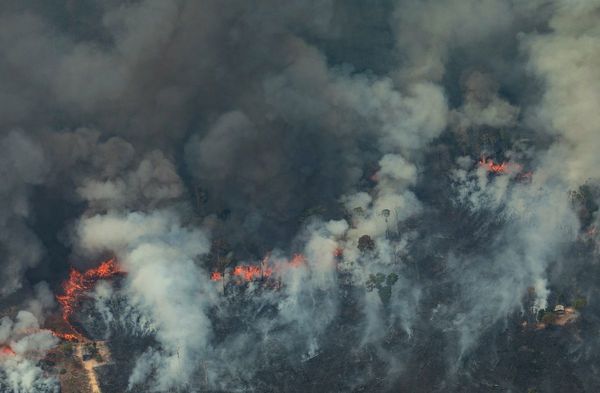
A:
[1, 1, 600, 392]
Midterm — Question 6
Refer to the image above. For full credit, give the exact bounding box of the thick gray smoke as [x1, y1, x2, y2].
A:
[0, 131, 47, 295]
[0, 1, 599, 392]
[0, 284, 59, 393]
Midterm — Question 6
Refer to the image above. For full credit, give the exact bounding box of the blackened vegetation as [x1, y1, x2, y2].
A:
[207, 284, 407, 392]
[0, 1, 599, 392]
[77, 178, 597, 393]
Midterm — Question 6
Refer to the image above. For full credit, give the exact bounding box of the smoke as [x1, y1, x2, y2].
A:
[74, 210, 214, 390]
[0, 131, 47, 296]
[391, 0, 516, 83]
[0, 308, 59, 393]
[0, 0, 599, 391]
[449, 163, 578, 357]
[524, 1, 600, 186]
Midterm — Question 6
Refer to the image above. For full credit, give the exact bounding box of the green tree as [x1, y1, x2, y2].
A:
[366, 273, 386, 291]
[381, 209, 391, 222]
[386, 273, 399, 286]
[358, 235, 375, 253]
[366, 272, 400, 306]
[379, 286, 392, 305]
[353, 207, 365, 217]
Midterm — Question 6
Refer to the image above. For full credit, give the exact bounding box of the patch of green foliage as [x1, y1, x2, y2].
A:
[386, 272, 398, 286]
[366, 272, 399, 305]
[366, 273, 385, 291]
[569, 184, 599, 227]
[358, 235, 376, 253]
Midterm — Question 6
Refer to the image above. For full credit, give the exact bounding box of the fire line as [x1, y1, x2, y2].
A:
[55, 258, 124, 341]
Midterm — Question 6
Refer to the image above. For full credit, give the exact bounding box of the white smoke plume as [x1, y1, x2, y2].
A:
[0, 0, 599, 392]
[75, 210, 215, 391]
[0, 311, 59, 393]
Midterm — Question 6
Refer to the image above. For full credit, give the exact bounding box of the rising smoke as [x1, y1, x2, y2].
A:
[0, 1, 599, 392]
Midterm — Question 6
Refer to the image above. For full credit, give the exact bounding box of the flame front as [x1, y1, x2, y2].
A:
[233, 265, 266, 281]
[55, 258, 124, 340]
[51, 331, 81, 342]
[289, 254, 305, 267]
[0, 345, 15, 356]
[210, 253, 308, 284]
[478, 157, 522, 175]
[210, 264, 272, 282]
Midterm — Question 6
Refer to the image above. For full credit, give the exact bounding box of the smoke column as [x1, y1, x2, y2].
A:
[0, 1, 599, 392]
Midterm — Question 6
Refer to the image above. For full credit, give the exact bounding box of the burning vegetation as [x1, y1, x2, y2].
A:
[0, 345, 15, 356]
[477, 157, 533, 183]
[478, 157, 522, 175]
[210, 248, 314, 284]
[55, 259, 124, 341]
[209, 253, 309, 285]
[2, 1, 600, 392]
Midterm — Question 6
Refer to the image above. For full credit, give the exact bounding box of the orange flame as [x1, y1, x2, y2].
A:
[55, 258, 124, 340]
[232, 265, 266, 281]
[51, 331, 80, 342]
[211, 253, 307, 284]
[0, 345, 15, 356]
[478, 158, 522, 175]
[290, 254, 305, 267]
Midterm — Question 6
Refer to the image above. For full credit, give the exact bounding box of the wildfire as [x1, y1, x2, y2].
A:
[290, 254, 305, 267]
[55, 258, 124, 340]
[51, 331, 80, 342]
[232, 265, 262, 281]
[210, 253, 307, 284]
[478, 157, 522, 175]
[210, 265, 268, 282]
[0, 345, 15, 356]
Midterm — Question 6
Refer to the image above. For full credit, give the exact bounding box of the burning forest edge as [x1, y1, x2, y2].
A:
[1, 1, 600, 392]
[54, 258, 125, 342]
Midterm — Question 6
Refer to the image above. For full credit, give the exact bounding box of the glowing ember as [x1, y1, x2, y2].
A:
[334, 247, 344, 258]
[478, 158, 522, 175]
[211, 253, 307, 285]
[51, 331, 80, 342]
[290, 254, 305, 267]
[0, 345, 15, 356]
[232, 265, 266, 281]
[56, 258, 124, 339]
